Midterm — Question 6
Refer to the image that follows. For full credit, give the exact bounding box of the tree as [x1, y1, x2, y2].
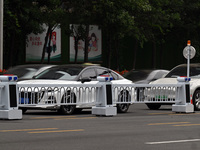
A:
[69, 24, 85, 63]
[4, 0, 200, 70]
[93, 0, 156, 69]
[168, 0, 200, 59]
[146, 0, 183, 68]
[4, 0, 44, 68]
[33, 0, 66, 63]
[65, 0, 98, 63]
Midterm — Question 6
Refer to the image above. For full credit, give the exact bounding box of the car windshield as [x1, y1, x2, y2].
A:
[34, 66, 83, 80]
[123, 70, 152, 82]
[165, 66, 200, 78]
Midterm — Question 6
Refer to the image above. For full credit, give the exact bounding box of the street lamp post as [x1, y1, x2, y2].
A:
[0, 0, 3, 69]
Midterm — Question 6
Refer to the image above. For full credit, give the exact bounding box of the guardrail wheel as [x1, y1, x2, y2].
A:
[145, 103, 161, 110]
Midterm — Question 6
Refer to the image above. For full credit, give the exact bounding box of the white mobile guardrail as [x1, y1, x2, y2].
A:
[18, 83, 183, 107]
[18, 83, 101, 106]
[0, 75, 193, 119]
[0, 84, 5, 108]
[112, 84, 180, 104]
[0, 75, 22, 119]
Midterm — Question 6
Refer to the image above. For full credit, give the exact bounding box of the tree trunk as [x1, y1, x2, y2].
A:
[114, 38, 119, 70]
[47, 30, 53, 64]
[74, 36, 79, 63]
[108, 34, 112, 68]
[9, 32, 16, 67]
[152, 41, 157, 69]
[41, 26, 51, 63]
[160, 43, 163, 68]
[84, 25, 89, 62]
[133, 40, 138, 69]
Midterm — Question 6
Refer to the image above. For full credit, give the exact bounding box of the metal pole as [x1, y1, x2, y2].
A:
[0, 0, 3, 69]
[187, 46, 190, 78]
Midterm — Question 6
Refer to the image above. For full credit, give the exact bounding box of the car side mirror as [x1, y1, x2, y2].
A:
[81, 77, 91, 83]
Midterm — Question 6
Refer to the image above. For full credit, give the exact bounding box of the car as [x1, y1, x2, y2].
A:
[18, 64, 133, 114]
[123, 69, 169, 84]
[148, 63, 200, 110]
[4, 64, 56, 81]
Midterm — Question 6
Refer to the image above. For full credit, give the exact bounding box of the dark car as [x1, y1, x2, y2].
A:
[123, 69, 169, 84]
[4, 64, 56, 81]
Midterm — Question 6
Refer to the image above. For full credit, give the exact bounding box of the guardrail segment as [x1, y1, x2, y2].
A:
[18, 83, 102, 106]
[18, 83, 183, 106]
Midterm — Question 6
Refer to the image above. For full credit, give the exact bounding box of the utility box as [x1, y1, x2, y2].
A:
[0, 75, 22, 119]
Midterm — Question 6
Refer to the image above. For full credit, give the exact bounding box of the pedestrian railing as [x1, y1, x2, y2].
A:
[18, 83, 182, 107]
[0, 84, 5, 107]
[112, 84, 182, 104]
[18, 83, 101, 106]
[0, 75, 193, 119]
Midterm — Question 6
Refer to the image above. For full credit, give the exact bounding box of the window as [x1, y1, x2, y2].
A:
[110, 71, 118, 80]
[80, 68, 96, 80]
[97, 68, 118, 80]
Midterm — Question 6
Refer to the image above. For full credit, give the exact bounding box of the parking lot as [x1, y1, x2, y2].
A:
[0, 104, 200, 150]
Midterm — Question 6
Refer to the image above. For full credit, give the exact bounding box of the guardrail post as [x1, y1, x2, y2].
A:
[92, 76, 117, 116]
[172, 77, 194, 113]
[0, 75, 22, 119]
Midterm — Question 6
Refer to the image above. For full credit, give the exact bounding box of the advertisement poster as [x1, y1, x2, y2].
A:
[26, 25, 61, 62]
[70, 25, 102, 62]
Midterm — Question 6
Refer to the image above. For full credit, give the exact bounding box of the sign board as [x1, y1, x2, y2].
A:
[69, 25, 102, 62]
[26, 25, 61, 62]
[183, 40, 196, 78]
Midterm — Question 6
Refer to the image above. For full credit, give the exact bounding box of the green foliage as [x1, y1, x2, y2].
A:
[3, 0, 200, 69]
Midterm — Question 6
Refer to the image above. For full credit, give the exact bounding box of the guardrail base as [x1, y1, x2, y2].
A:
[92, 106, 117, 116]
[172, 104, 194, 113]
[0, 109, 22, 120]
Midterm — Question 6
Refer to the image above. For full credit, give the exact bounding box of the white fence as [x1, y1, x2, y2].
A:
[112, 84, 182, 104]
[18, 83, 101, 107]
[17, 83, 183, 107]
[0, 84, 5, 107]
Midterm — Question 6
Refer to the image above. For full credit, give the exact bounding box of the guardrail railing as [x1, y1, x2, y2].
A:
[18, 83, 101, 107]
[112, 84, 182, 104]
[0, 84, 5, 107]
[18, 83, 184, 108]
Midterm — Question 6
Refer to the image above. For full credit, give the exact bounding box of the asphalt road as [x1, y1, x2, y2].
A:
[1, 104, 200, 150]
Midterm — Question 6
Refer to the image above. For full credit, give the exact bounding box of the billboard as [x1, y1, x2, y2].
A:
[26, 25, 61, 62]
[70, 25, 102, 62]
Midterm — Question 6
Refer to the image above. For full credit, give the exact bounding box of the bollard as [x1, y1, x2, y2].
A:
[172, 77, 194, 113]
[0, 75, 22, 119]
[92, 75, 117, 116]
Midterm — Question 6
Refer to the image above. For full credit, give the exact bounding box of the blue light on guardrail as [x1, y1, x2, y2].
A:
[0, 75, 18, 82]
[8, 76, 12, 81]
[13, 76, 18, 81]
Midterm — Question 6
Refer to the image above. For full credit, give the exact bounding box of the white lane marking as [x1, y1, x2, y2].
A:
[146, 139, 200, 145]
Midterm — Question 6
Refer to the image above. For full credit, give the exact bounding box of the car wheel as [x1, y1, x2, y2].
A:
[145, 103, 161, 110]
[117, 90, 130, 113]
[58, 92, 76, 115]
[193, 90, 200, 111]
